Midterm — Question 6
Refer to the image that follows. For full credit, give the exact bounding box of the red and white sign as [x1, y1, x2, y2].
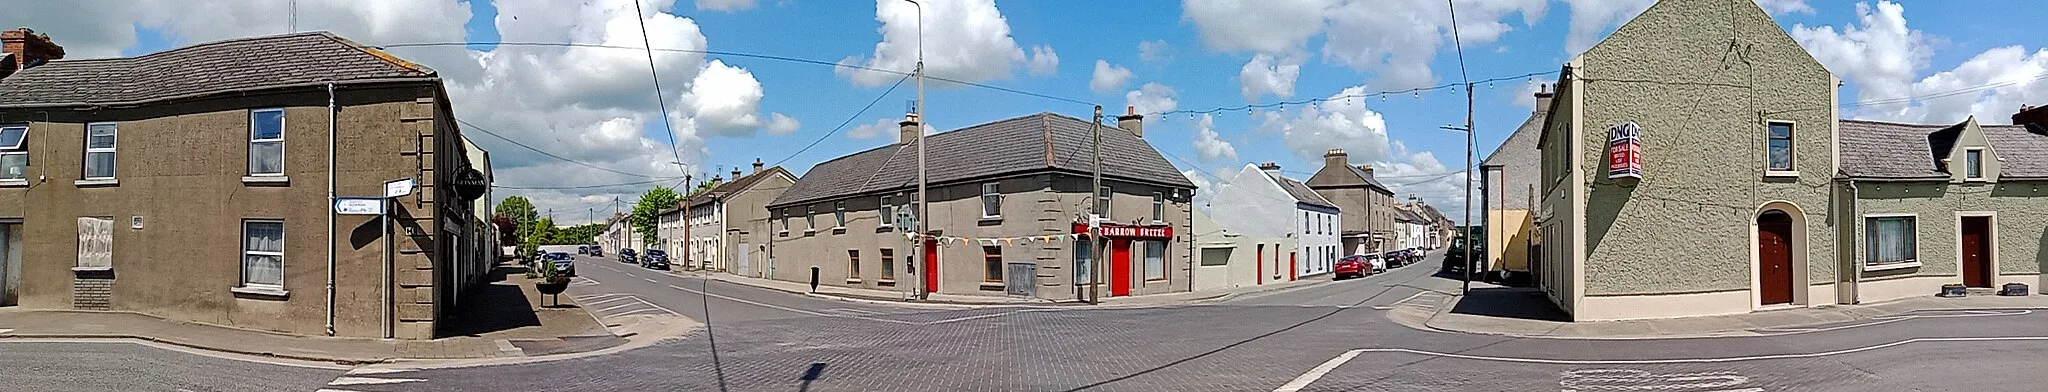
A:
[1072, 222, 1173, 239]
[1608, 122, 1643, 180]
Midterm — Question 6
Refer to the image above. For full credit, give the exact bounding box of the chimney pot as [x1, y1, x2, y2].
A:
[752, 158, 764, 174]
[731, 168, 742, 178]
[1116, 106, 1145, 138]
[1258, 162, 1281, 172]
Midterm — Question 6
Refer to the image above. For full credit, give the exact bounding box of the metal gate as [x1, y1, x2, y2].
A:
[1005, 262, 1035, 297]
[737, 243, 752, 277]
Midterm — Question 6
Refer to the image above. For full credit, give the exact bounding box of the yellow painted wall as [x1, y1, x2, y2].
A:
[1486, 209, 1533, 273]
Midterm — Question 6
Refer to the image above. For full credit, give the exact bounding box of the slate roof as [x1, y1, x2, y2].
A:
[1482, 99, 1549, 210]
[1840, 119, 2048, 180]
[663, 166, 795, 215]
[0, 32, 434, 107]
[769, 113, 1196, 207]
[1305, 164, 1392, 192]
[1264, 171, 1336, 209]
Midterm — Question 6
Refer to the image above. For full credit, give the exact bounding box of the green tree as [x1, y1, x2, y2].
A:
[632, 186, 681, 246]
[495, 196, 540, 255]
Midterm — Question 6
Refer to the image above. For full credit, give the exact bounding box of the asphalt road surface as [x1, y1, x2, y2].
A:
[5, 249, 2045, 391]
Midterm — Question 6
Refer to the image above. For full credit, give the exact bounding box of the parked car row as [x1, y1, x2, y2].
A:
[611, 248, 669, 270]
[1334, 248, 1433, 280]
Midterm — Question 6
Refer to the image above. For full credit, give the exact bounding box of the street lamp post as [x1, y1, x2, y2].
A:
[669, 161, 692, 270]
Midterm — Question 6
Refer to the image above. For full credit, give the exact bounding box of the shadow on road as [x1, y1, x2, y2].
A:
[798, 363, 827, 392]
[1448, 287, 1568, 322]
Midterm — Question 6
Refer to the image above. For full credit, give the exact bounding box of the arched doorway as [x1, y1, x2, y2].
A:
[1757, 210, 1795, 305]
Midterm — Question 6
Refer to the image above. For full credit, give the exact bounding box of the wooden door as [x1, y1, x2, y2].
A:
[923, 238, 939, 294]
[1758, 211, 1794, 305]
[1962, 217, 1992, 288]
[1110, 239, 1132, 296]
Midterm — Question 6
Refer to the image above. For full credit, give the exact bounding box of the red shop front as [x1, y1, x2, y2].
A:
[1072, 222, 1173, 297]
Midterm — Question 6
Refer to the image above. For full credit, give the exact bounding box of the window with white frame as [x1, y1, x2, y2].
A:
[1143, 240, 1166, 280]
[879, 196, 895, 228]
[778, 209, 789, 232]
[981, 182, 1002, 218]
[1151, 192, 1163, 222]
[1965, 149, 1984, 179]
[242, 220, 285, 289]
[1864, 215, 1917, 268]
[1766, 122, 1794, 171]
[834, 201, 847, 228]
[1096, 186, 1111, 216]
[249, 109, 285, 176]
[0, 124, 26, 180]
[805, 206, 816, 230]
[84, 122, 117, 179]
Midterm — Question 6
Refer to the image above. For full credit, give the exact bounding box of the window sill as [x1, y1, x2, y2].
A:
[231, 286, 290, 300]
[242, 175, 290, 186]
[0, 179, 25, 187]
[977, 217, 1002, 226]
[979, 281, 1006, 291]
[803, 229, 817, 237]
[778, 230, 789, 238]
[1863, 261, 1921, 272]
[876, 226, 895, 233]
[71, 266, 112, 272]
[877, 279, 896, 287]
[845, 278, 863, 284]
[74, 178, 118, 187]
[832, 227, 846, 235]
[1763, 170, 1800, 178]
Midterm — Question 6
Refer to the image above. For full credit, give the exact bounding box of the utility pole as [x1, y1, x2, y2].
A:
[1448, 0, 1477, 295]
[905, 0, 929, 301]
[683, 173, 694, 270]
[1089, 105, 1103, 305]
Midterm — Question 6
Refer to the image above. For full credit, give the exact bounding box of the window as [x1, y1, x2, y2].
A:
[834, 201, 847, 227]
[0, 125, 25, 181]
[1865, 216, 1917, 268]
[1096, 186, 1112, 216]
[983, 246, 1003, 282]
[249, 109, 285, 176]
[84, 122, 117, 179]
[847, 249, 861, 280]
[1199, 248, 1231, 266]
[880, 249, 896, 280]
[805, 206, 816, 231]
[879, 196, 895, 228]
[1303, 212, 1310, 233]
[1767, 122, 1793, 171]
[1965, 149, 1984, 179]
[1143, 241, 1166, 280]
[778, 209, 789, 232]
[242, 220, 285, 289]
[981, 182, 1002, 218]
[1151, 192, 1164, 221]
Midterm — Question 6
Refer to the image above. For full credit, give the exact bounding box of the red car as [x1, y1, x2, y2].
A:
[1334, 255, 1371, 280]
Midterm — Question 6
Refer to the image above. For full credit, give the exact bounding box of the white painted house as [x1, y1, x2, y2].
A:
[1210, 163, 1343, 280]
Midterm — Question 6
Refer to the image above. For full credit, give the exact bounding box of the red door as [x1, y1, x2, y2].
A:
[1962, 217, 1992, 288]
[1255, 245, 1264, 284]
[1758, 211, 1794, 305]
[1289, 252, 1298, 281]
[1110, 239, 1132, 296]
[923, 238, 939, 294]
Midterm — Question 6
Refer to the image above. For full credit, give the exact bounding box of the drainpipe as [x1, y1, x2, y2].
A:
[325, 82, 338, 337]
[1845, 179, 1861, 304]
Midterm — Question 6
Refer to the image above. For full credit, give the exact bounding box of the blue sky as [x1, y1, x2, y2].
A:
[50, 0, 2048, 223]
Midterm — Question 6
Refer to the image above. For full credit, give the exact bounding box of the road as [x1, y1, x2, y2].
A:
[4, 248, 2045, 391]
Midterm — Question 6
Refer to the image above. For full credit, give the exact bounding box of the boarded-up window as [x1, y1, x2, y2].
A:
[1199, 248, 1231, 266]
[76, 217, 113, 269]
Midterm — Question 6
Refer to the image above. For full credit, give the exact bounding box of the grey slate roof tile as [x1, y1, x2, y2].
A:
[1264, 171, 1336, 209]
[1481, 104, 1547, 210]
[1840, 119, 2048, 179]
[0, 32, 432, 107]
[770, 113, 1194, 207]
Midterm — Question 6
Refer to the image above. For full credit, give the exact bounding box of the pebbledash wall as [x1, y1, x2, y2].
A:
[1539, 0, 1841, 321]
[0, 83, 475, 339]
[1847, 181, 2048, 303]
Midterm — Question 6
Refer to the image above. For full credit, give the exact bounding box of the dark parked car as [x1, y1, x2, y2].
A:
[1444, 234, 1486, 274]
[547, 252, 576, 277]
[618, 248, 638, 264]
[642, 249, 670, 270]
[577, 245, 591, 255]
[588, 246, 603, 257]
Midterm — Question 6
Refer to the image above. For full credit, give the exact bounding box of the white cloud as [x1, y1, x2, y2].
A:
[1240, 54, 1302, 102]
[1260, 86, 1393, 164]
[765, 113, 801, 135]
[1793, 1, 2045, 124]
[847, 118, 898, 140]
[838, 0, 1051, 86]
[1190, 114, 1238, 162]
[1182, 0, 1334, 54]
[697, 0, 757, 12]
[1027, 45, 1059, 76]
[1323, 0, 1545, 90]
[683, 60, 770, 136]
[1090, 60, 1134, 94]
[1138, 39, 1175, 65]
[1127, 82, 1180, 116]
[1755, 0, 1814, 15]
[1374, 144, 1477, 225]
[1562, 0, 1654, 56]
[1184, 170, 1221, 212]
[1512, 78, 1554, 109]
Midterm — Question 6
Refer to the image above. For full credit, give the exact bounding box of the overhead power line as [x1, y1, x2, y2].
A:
[772, 74, 912, 168]
[1157, 71, 1561, 118]
[493, 176, 688, 190]
[455, 118, 666, 178]
[630, 0, 688, 176]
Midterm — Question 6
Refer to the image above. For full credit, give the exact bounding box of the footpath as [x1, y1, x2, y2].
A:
[1388, 282, 2048, 339]
[693, 270, 1334, 308]
[0, 262, 625, 364]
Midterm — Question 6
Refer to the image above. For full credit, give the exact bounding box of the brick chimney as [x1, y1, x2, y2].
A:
[1116, 105, 1144, 137]
[1, 28, 65, 78]
[898, 112, 922, 145]
[2015, 104, 2048, 127]
[751, 158, 764, 174]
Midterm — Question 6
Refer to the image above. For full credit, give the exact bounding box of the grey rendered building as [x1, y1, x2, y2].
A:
[765, 110, 1197, 300]
[0, 30, 488, 338]
[1535, 0, 1843, 321]
[665, 160, 796, 275]
[1306, 149, 1399, 256]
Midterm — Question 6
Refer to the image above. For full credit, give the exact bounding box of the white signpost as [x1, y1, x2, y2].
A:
[334, 198, 385, 215]
[384, 178, 416, 198]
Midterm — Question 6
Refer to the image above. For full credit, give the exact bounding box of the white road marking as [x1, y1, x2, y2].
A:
[1559, 369, 1758, 391]
[344, 367, 411, 375]
[1753, 309, 2032, 334]
[1271, 350, 1360, 392]
[579, 296, 637, 306]
[1372, 291, 1435, 310]
[644, 278, 659, 283]
[667, 283, 915, 325]
[596, 301, 646, 313]
[609, 308, 675, 317]
[327, 376, 424, 386]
